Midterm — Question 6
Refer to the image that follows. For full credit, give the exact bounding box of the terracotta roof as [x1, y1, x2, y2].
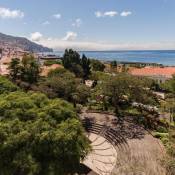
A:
[130, 67, 175, 78]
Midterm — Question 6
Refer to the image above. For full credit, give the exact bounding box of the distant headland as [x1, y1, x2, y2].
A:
[0, 32, 52, 58]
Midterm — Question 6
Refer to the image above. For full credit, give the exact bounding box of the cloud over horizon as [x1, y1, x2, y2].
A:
[29, 32, 175, 51]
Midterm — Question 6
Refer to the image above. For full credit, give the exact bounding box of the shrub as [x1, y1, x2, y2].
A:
[157, 126, 168, 133]
[44, 60, 62, 66]
[153, 132, 169, 139]
[0, 76, 18, 94]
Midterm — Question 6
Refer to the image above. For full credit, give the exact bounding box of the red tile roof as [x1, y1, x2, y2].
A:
[130, 67, 175, 78]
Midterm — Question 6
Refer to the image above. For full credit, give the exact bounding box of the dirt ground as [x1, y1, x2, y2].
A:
[80, 112, 167, 175]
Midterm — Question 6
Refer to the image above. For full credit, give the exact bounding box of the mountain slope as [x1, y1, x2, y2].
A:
[0, 33, 53, 53]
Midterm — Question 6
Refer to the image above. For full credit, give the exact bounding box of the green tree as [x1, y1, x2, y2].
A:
[0, 91, 90, 175]
[62, 49, 83, 77]
[8, 55, 40, 85]
[110, 60, 117, 68]
[72, 84, 90, 107]
[165, 128, 175, 175]
[161, 75, 175, 93]
[63, 49, 81, 68]
[20, 54, 40, 84]
[8, 58, 21, 81]
[81, 54, 91, 80]
[101, 74, 130, 115]
[99, 74, 158, 116]
[38, 68, 90, 106]
[39, 69, 79, 99]
[71, 63, 84, 78]
[0, 76, 18, 94]
[62, 49, 92, 79]
[91, 59, 105, 72]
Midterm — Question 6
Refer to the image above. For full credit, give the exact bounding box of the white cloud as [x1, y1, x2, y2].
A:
[0, 7, 24, 19]
[72, 18, 82, 27]
[62, 31, 77, 41]
[29, 33, 175, 51]
[42, 21, 50, 25]
[53, 13, 61, 19]
[95, 11, 118, 18]
[30, 32, 43, 41]
[36, 37, 175, 51]
[104, 11, 118, 17]
[120, 11, 132, 17]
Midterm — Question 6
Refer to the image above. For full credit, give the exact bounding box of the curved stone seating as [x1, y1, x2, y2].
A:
[82, 121, 105, 135]
[82, 119, 129, 149]
[81, 116, 166, 175]
[83, 133, 117, 175]
[82, 119, 131, 175]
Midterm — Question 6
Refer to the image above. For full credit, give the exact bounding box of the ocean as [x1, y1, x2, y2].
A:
[52, 50, 175, 66]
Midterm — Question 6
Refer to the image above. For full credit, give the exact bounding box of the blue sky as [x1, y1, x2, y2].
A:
[0, 0, 175, 50]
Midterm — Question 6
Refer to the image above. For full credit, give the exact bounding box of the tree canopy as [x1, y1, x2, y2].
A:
[8, 54, 40, 84]
[0, 91, 90, 175]
[0, 76, 19, 94]
[92, 73, 158, 117]
[62, 49, 91, 79]
[38, 68, 90, 106]
[161, 75, 175, 94]
[8, 58, 21, 81]
[91, 59, 105, 72]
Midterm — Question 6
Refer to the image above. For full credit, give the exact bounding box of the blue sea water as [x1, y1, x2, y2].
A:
[53, 50, 175, 66]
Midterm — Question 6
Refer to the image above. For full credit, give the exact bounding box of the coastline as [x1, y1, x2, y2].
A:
[42, 50, 175, 66]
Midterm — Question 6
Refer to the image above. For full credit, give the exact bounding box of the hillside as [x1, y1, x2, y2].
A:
[0, 33, 53, 53]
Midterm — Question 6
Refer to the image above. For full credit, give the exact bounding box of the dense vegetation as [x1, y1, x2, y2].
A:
[63, 49, 91, 80]
[159, 77, 175, 175]
[89, 72, 160, 129]
[0, 76, 19, 94]
[161, 75, 175, 94]
[1, 49, 171, 174]
[37, 68, 90, 107]
[0, 77, 90, 175]
[9, 55, 40, 84]
[90, 59, 105, 72]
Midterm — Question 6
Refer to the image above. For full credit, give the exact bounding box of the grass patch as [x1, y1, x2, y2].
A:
[44, 60, 62, 66]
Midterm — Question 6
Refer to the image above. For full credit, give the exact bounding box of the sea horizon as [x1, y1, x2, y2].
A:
[48, 50, 175, 66]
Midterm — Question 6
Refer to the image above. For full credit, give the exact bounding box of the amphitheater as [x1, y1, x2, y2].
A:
[80, 112, 166, 175]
